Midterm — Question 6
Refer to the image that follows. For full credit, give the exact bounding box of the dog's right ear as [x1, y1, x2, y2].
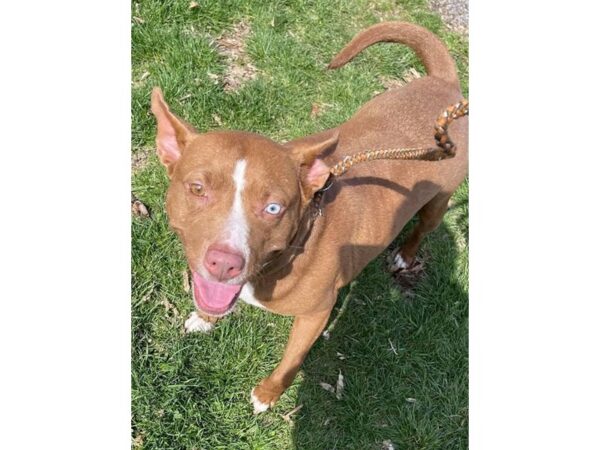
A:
[150, 87, 196, 176]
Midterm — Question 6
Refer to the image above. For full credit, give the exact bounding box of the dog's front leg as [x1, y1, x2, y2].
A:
[184, 310, 219, 333]
[251, 309, 331, 413]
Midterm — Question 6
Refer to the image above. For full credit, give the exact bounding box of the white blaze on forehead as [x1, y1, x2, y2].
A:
[222, 159, 249, 259]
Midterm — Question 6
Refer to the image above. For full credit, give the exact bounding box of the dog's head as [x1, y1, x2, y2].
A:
[151, 88, 338, 316]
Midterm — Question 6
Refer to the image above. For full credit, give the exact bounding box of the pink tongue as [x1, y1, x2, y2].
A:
[192, 272, 242, 313]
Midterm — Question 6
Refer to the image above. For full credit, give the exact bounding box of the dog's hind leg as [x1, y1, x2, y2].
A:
[388, 191, 452, 272]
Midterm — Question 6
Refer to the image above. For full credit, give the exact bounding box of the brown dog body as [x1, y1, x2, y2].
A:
[151, 22, 467, 412]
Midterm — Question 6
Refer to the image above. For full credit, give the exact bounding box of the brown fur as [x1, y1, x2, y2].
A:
[151, 22, 468, 411]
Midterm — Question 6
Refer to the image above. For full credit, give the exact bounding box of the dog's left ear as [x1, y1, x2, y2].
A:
[286, 131, 339, 198]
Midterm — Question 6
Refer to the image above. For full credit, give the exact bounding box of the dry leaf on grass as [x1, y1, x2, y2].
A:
[310, 103, 321, 118]
[319, 371, 345, 400]
[319, 382, 335, 394]
[212, 114, 223, 126]
[189, 1, 199, 9]
[140, 289, 153, 304]
[132, 434, 144, 449]
[388, 338, 398, 356]
[335, 371, 344, 400]
[182, 270, 191, 293]
[207, 72, 220, 84]
[310, 102, 333, 119]
[132, 16, 144, 25]
[382, 439, 396, 450]
[161, 296, 180, 320]
[131, 194, 149, 218]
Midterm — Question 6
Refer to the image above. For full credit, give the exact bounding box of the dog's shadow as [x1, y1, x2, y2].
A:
[289, 217, 468, 449]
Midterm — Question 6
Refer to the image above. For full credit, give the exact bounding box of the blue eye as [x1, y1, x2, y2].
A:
[264, 203, 282, 215]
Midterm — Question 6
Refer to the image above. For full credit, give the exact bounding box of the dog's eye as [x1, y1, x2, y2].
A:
[264, 203, 283, 215]
[189, 182, 205, 197]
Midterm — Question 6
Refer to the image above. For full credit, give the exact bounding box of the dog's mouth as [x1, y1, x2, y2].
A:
[191, 272, 243, 317]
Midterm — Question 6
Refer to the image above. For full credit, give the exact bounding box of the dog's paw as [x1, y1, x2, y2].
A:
[388, 250, 412, 272]
[250, 381, 282, 414]
[250, 388, 271, 414]
[184, 311, 214, 334]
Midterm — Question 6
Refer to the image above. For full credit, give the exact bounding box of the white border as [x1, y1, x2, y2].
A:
[1, 1, 599, 448]
[471, 1, 600, 448]
[0, 1, 130, 449]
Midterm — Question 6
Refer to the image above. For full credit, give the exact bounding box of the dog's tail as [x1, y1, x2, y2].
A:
[327, 22, 459, 87]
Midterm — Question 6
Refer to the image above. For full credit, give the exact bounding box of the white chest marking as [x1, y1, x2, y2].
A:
[223, 159, 249, 259]
[240, 283, 265, 309]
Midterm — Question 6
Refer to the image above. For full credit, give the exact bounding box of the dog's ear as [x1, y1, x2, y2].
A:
[286, 131, 339, 198]
[150, 87, 196, 176]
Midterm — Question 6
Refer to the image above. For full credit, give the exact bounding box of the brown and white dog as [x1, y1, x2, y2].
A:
[150, 22, 467, 413]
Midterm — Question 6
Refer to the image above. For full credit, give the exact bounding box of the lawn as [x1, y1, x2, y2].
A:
[131, 0, 468, 449]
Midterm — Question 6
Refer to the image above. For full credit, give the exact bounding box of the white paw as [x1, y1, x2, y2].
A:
[184, 311, 214, 334]
[250, 388, 270, 414]
[392, 252, 409, 270]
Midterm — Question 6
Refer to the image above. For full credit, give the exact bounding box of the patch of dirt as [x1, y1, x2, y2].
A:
[369, 0, 406, 22]
[391, 258, 426, 291]
[132, 434, 144, 449]
[131, 147, 152, 173]
[428, 0, 469, 35]
[160, 295, 181, 326]
[386, 242, 430, 291]
[310, 102, 333, 119]
[379, 67, 422, 91]
[214, 21, 258, 92]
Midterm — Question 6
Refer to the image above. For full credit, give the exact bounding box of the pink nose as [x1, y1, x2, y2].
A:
[204, 246, 245, 281]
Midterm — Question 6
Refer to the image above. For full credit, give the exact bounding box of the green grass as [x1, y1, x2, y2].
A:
[132, 0, 468, 448]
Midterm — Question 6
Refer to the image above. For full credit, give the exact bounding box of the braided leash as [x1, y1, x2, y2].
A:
[329, 99, 469, 177]
[261, 99, 470, 274]
[246, 99, 468, 278]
